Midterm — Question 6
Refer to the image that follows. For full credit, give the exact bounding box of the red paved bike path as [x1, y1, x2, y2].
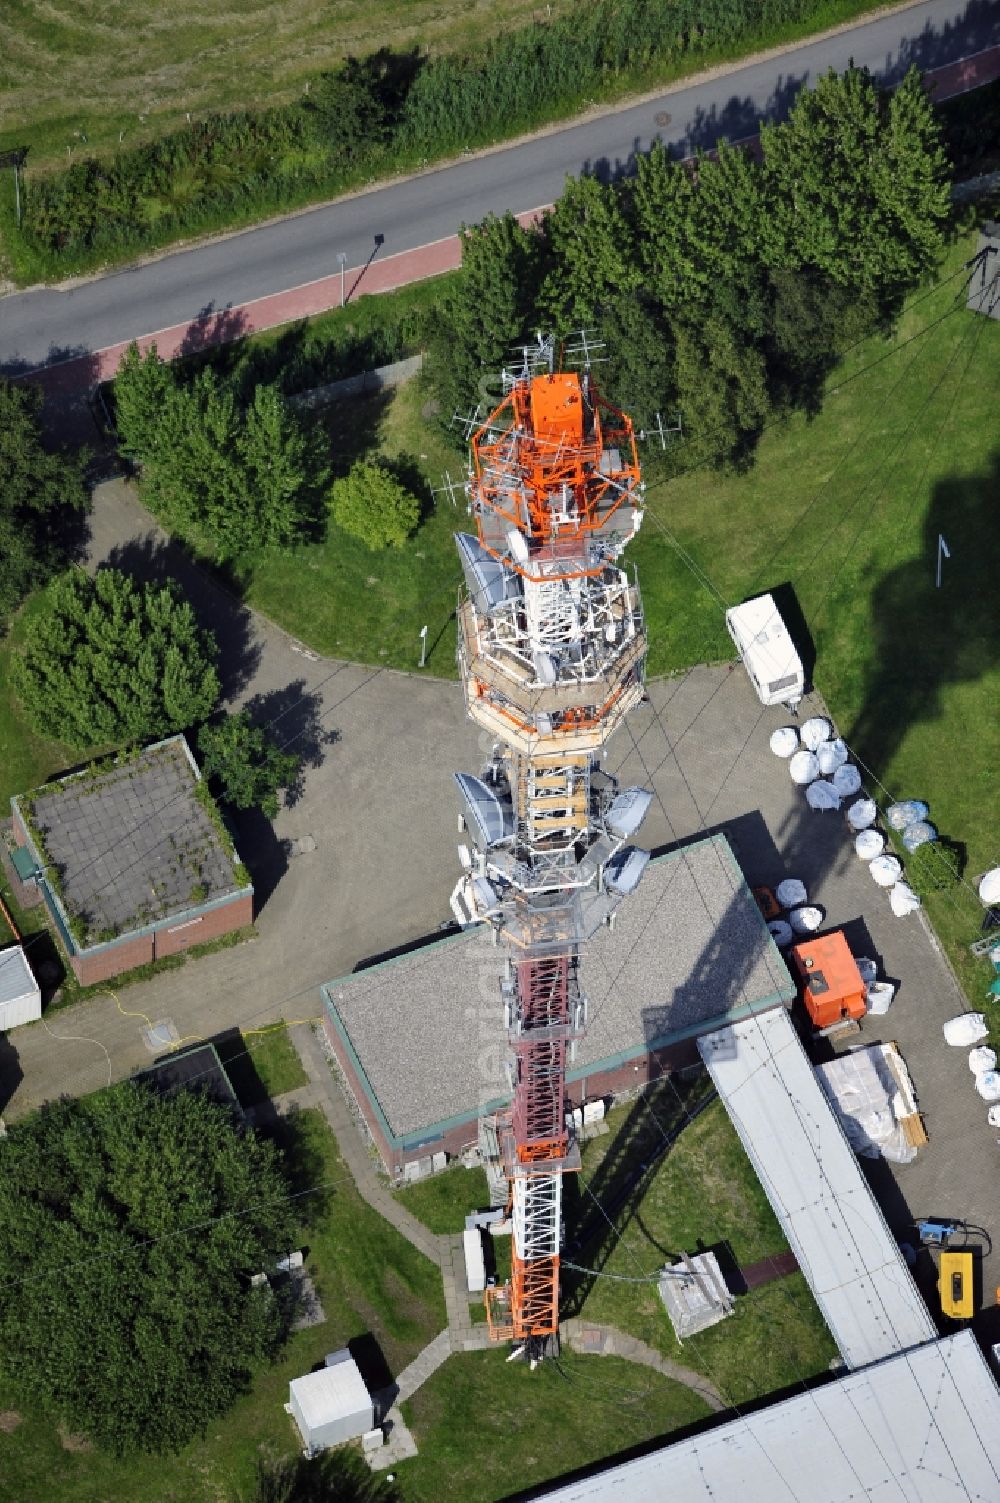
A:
[29, 45, 1000, 397]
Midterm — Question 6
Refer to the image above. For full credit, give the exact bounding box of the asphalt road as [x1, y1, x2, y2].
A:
[1, 0, 996, 375]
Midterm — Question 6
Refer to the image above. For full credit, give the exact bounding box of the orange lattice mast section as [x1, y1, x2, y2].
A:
[449, 336, 654, 1359]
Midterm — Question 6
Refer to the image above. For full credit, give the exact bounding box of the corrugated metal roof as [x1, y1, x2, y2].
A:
[538, 1332, 1000, 1502]
[289, 1353, 370, 1431]
[699, 1007, 937, 1369]
[0, 945, 38, 1008]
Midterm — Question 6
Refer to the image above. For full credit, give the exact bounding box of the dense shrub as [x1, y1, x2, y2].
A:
[330, 460, 420, 549]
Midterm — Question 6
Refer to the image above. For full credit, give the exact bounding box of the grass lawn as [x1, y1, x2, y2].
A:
[567, 1090, 837, 1404]
[0, 1106, 445, 1502]
[398, 1349, 711, 1502]
[631, 228, 1000, 1003]
[396, 1163, 491, 1235]
[237, 376, 465, 676]
[215, 1022, 310, 1107]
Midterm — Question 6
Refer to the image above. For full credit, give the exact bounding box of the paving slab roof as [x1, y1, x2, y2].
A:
[322, 834, 793, 1140]
[16, 736, 246, 946]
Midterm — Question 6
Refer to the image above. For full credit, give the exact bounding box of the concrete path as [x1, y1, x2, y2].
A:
[562, 1319, 727, 1413]
[292, 1023, 442, 1268]
[391, 1330, 453, 1407]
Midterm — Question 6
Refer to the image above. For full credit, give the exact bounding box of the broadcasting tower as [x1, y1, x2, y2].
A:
[450, 336, 653, 1360]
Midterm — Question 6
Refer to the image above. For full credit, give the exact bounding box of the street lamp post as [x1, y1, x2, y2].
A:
[336, 252, 347, 309]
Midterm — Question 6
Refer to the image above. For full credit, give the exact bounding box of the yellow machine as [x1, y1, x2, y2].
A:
[939, 1250, 974, 1319]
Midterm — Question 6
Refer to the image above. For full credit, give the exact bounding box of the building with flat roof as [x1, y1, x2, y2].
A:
[537, 1330, 1000, 1501]
[10, 736, 253, 986]
[321, 834, 794, 1176]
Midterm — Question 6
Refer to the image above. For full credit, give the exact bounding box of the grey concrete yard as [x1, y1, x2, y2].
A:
[2, 477, 994, 1332]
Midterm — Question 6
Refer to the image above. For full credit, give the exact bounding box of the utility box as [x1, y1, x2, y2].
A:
[463, 1227, 486, 1293]
[658, 1251, 734, 1338]
[725, 594, 804, 710]
[790, 932, 866, 1030]
[287, 1349, 374, 1454]
[0, 945, 42, 1031]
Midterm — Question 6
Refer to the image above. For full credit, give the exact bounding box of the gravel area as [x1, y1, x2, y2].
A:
[323, 835, 791, 1137]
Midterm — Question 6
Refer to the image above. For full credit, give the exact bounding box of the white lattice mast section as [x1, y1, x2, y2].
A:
[450, 336, 654, 1357]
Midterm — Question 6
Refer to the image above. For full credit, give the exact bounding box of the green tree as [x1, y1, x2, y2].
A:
[114, 345, 328, 555]
[631, 144, 710, 310]
[12, 568, 220, 748]
[671, 312, 770, 469]
[330, 460, 420, 549]
[198, 710, 302, 818]
[113, 340, 174, 462]
[0, 1083, 296, 1456]
[538, 173, 640, 330]
[599, 291, 676, 432]
[302, 56, 388, 157]
[244, 1450, 400, 1503]
[0, 380, 89, 622]
[238, 382, 329, 551]
[761, 64, 950, 290]
[425, 211, 544, 420]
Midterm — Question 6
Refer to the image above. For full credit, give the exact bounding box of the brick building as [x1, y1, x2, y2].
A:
[320, 834, 794, 1178]
[10, 735, 253, 986]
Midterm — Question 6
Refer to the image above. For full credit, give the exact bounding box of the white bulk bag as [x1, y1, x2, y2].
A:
[789, 750, 819, 785]
[789, 905, 823, 934]
[988, 1105, 1000, 1128]
[969, 1046, 998, 1076]
[855, 956, 878, 986]
[832, 764, 862, 797]
[889, 881, 921, 917]
[870, 855, 902, 887]
[767, 919, 794, 948]
[976, 1070, 1000, 1103]
[816, 738, 849, 775]
[855, 830, 884, 861]
[776, 878, 807, 908]
[769, 727, 799, 758]
[806, 779, 841, 811]
[866, 981, 895, 1015]
[800, 716, 832, 752]
[943, 1013, 988, 1046]
[886, 800, 929, 831]
[979, 868, 1000, 905]
[847, 798, 878, 832]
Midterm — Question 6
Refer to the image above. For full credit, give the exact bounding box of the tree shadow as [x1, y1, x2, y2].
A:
[102, 531, 262, 700]
[265, 1101, 332, 1224]
[174, 301, 251, 361]
[319, 387, 393, 477]
[228, 803, 289, 911]
[0, 1033, 22, 1115]
[846, 445, 1000, 793]
[242, 679, 340, 807]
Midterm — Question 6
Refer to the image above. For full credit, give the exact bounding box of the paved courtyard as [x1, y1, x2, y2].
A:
[2, 478, 995, 1334]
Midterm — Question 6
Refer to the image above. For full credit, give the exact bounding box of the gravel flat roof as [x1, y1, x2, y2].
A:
[18, 737, 245, 946]
[323, 834, 793, 1139]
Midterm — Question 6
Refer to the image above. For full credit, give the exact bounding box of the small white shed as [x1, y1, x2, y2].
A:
[287, 1349, 374, 1453]
[0, 946, 41, 1031]
[463, 1227, 486, 1293]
